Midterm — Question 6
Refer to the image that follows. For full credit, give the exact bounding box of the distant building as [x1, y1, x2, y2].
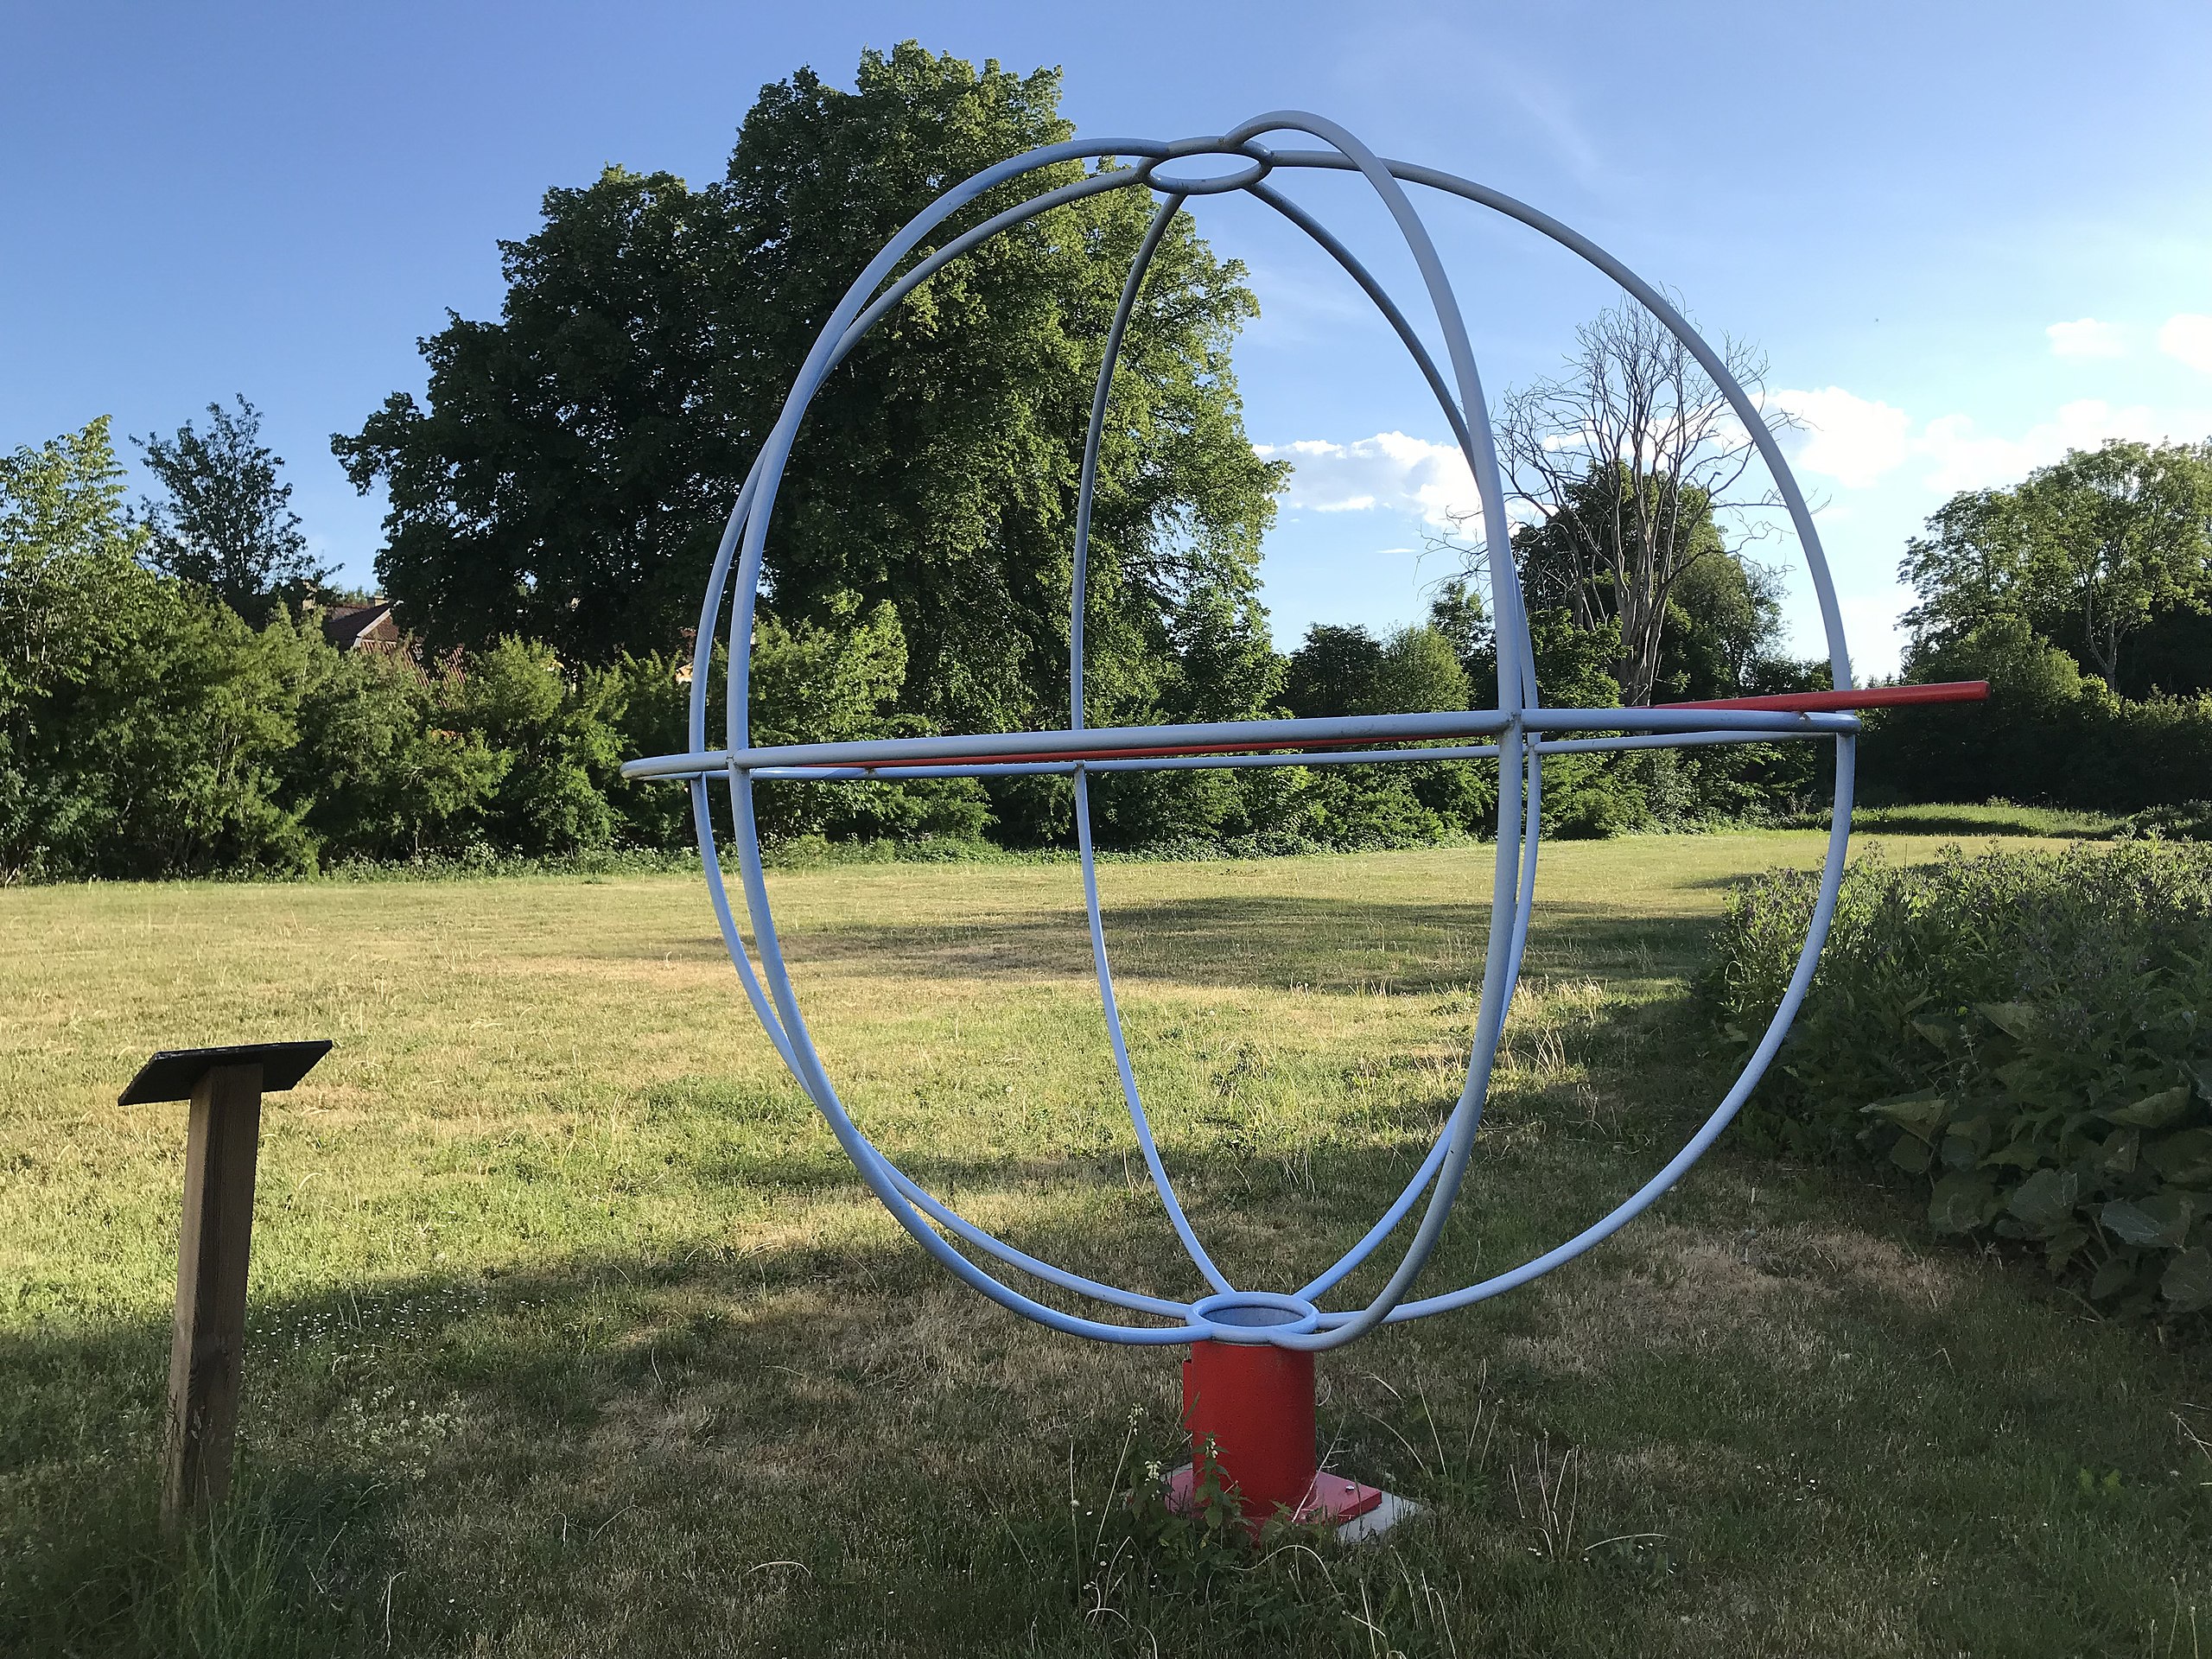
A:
[321, 600, 402, 653]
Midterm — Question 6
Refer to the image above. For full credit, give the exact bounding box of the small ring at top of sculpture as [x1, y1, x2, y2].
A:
[615, 111, 1907, 1352]
[1192, 1292, 1325, 1343]
[1134, 136, 1274, 195]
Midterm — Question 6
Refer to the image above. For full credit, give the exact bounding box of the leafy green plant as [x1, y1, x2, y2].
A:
[1701, 842, 2212, 1317]
[1054, 1404, 1350, 1643]
[2121, 799, 2212, 843]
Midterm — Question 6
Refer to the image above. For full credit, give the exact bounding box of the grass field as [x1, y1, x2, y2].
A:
[3, 831, 2209, 1656]
[1789, 802, 2123, 840]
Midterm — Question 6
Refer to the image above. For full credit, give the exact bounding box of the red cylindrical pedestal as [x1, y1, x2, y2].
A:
[1181, 1338, 1317, 1516]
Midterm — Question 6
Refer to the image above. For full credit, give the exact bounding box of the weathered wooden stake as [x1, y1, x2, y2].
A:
[164, 1061, 264, 1529]
[119, 1039, 330, 1535]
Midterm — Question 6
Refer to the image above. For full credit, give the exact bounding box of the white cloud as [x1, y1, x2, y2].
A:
[2160, 314, 2212, 373]
[1771, 383, 2209, 495]
[1916, 398, 2175, 493]
[2046, 318, 2128, 359]
[1267, 391, 2211, 550]
[1255, 432, 1489, 531]
[1767, 387, 1911, 488]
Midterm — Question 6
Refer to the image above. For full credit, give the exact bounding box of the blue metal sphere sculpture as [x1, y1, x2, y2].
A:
[622, 111, 1870, 1353]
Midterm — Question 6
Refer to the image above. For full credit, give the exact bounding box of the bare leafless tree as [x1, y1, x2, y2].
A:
[1467, 296, 1794, 706]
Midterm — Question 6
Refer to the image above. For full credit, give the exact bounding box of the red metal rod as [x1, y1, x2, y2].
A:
[1660, 679, 1988, 713]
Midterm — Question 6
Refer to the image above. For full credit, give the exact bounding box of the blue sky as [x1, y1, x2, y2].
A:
[6, 2, 2210, 678]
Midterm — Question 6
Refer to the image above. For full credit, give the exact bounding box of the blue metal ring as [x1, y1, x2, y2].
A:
[1192, 1291, 1324, 1341]
[1136, 137, 1273, 195]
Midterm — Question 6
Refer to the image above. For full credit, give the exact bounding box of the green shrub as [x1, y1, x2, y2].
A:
[1700, 842, 2212, 1318]
[1866, 616, 2212, 812]
[3, 420, 317, 879]
[2120, 799, 2212, 842]
[451, 637, 624, 855]
[289, 639, 505, 861]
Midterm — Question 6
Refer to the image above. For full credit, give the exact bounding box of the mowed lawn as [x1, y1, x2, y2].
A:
[3, 834, 2208, 1656]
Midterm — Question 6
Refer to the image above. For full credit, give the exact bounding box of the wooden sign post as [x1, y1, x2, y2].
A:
[119, 1040, 331, 1533]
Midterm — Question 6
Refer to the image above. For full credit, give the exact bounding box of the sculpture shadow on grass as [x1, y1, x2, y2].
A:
[682, 893, 1721, 998]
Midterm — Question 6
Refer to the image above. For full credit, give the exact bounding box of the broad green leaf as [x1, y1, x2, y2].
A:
[2045, 1224, 2092, 1271]
[2161, 1247, 2212, 1313]
[1939, 1137, 1982, 1172]
[2101, 1193, 2194, 1250]
[1890, 1135, 1934, 1175]
[2149, 1127, 2212, 1187]
[2088, 1253, 2139, 1300]
[1928, 1173, 1996, 1235]
[1977, 1001, 2039, 1040]
[2105, 1086, 2192, 1129]
[2007, 1167, 2080, 1232]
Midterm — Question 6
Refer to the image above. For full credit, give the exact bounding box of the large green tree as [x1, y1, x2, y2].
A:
[1655, 543, 1794, 701]
[1901, 439, 2212, 689]
[335, 43, 1282, 779]
[137, 396, 327, 617]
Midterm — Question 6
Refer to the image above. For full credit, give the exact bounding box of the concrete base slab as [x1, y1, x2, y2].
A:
[1334, 1490, 1421, 1542]
[1165, 1463, 1416, 1541]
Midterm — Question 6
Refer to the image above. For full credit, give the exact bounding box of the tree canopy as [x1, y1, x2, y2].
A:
[137, 396, 327, 616]
[1901, 439, 2212, 688]
[1, 419, 308, 879]
[335, 41, 1284, 802]
[1281, 621, 1471, 721]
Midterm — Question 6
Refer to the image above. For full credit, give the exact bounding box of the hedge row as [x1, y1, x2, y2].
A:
[1700, 842, 2212, 1317]
[1865, 615, 2212, 813]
